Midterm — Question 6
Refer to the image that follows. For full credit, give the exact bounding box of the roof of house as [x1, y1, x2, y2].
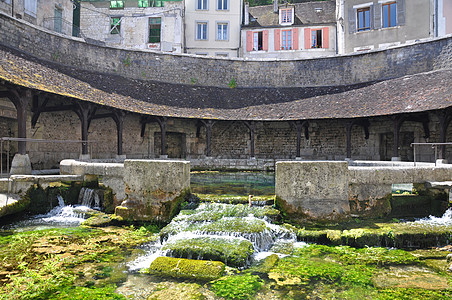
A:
[1, 44, 452, 121]
[245, 0, 336, 28]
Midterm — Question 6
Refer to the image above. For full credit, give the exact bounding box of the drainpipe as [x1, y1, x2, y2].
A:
[244, 2, 249, 26]
[273, 0, 278, 13]
[434, 0, 438, 37]
[11, 0, 14, 17]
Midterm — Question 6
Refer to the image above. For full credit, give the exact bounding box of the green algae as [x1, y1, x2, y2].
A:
[147, 257, 225, 281]
[210, 274, 264, 300]
[147, 282, 206, 300]
[0, 226, 158, 299]
[172, 203, 279, 222]
[162, 236, 254, 267]
[248, 254, 279, 274]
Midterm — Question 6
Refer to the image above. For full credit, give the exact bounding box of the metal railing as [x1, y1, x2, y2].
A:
[42, 17, 84, 38]
[0, 137, 96, 177]
[411, 142, 452, 166]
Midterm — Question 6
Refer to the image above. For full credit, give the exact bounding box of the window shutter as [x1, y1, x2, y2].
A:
[263, 30, 269, 51]
[292, 28, 299, 50]
[374, 3, 382, 29]
[348, 8, 356, 34]
[322, 27, 329, 49]
[397, 0, 405, 26]
[304, 28, 311, 49]
[369, 5, 374, 29]
[274, 29, 281, 50]
[246, 31, 253, 52]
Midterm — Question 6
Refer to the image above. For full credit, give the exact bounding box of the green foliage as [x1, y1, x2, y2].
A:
[123, 55, 131, 66]
[190, 77, 198, 84]
[211, 274, 263, 299]
[1, 258, 76, 300]
[228, 78, 237, 88]
[377, 288, 452, 300]
[47, 284, 126, 300]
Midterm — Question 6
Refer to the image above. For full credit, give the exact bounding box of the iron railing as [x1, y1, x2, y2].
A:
[42, 17, 84, 38]
[411, 142, 452, 166]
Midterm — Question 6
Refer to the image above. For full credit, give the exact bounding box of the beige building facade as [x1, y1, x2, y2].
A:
[79, 0, 184, 52]
[338, 0, 435, 53]
[241, 1, 337, 59]
[0, 0, 74, 36]
[184, 0, 243, 57]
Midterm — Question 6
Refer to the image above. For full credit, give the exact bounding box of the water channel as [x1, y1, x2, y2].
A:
[1, 172, 452, 299]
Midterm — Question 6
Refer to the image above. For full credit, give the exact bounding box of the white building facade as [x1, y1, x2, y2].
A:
[184, 0, 243, 57]
[79, 0, 184, 52]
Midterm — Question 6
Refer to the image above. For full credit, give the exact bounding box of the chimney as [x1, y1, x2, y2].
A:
[244, 2, 249, 25]
[273, 0, 278, 13]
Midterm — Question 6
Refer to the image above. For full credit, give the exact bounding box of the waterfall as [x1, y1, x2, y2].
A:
[128, 202, 301, 271]
[78, 187, 102, 209]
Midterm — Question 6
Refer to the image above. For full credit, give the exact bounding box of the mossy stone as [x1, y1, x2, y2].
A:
[147, 257, 225, 281]
[249, 254, 279, 274]
[162, 236, 254, 268]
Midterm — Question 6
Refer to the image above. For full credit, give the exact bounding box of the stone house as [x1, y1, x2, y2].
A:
[241, 0, 337, 59]
[184, 0, 243, 57]
[0, 0, 74, 36]
[337, 0, 452, 54]
[78, 0, 184, 52]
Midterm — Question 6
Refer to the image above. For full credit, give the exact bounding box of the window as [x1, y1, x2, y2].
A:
[110, 0, 124, 9]
[281, 30, 292, 50]
[311, 29, 322, 48]
[382, 2, 397, 28]
[217, 0, 228, 10]
[357, 7, 371, 31]
[253, 31, 263, 51]
[149, 18, 161, 43]
[280, 8, 293, 24]
[54, 8, 63, 33]
[139, 0, 163, 8]
[217, 23, 228, 40]
[196, 22, 208, 40]
[24, 0, 37, 17]
[197, 0, 207, 10]
[110, 17, 121, 34]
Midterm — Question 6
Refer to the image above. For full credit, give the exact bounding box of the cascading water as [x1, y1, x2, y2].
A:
[410, 207, 452, 226]
[5, 188, 103, 231]
[128, 202, 305, 271]
[79, 187, 102, 209]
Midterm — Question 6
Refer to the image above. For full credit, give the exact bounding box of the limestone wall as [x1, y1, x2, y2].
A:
[0, 11, 451, 88]
[275, 160, 452, 221]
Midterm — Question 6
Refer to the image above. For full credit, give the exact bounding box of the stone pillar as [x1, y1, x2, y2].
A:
[113, 111, 125, 157]
[116, 159, 190, 222]
[156, 117, 167, 158]
[275, 161, 350, 221]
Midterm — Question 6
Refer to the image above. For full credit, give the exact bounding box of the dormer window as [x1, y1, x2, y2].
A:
[279, 8, 294, 25]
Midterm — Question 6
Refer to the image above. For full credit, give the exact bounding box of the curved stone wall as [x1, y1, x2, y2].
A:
[0, 12, 451, 88]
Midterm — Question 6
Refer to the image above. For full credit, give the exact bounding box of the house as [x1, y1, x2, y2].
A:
[0, 0, 74, 36]
[184, 0, 243, 57]
[241, 0, 337, 59]
[337, 0, 451, 54]
[79, 0, 184, 52]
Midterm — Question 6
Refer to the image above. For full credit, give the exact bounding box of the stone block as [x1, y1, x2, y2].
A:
[275, 161, 350, 221]
[10, 154, 32, 175]
[121, 159, 190, 222]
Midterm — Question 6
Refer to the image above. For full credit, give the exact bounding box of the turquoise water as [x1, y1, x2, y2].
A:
[190, 172, 275, 196]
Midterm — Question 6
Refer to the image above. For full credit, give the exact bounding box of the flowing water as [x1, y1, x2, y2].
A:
[2, 189, 100, 231]
[128, 202, 302, 271]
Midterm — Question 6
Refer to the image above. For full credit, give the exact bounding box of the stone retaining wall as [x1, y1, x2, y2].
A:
[275, 161, 452, 221]
[1, 11, 451, 88]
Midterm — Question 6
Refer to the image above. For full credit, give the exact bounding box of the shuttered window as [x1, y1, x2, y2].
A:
[357, 7, 371, 32]
[382, 2, 397, 28]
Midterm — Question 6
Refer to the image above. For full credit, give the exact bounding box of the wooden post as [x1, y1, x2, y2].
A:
[156, 117, 167, 156]
[346, 121, 353, 159]
[244, 121, 256, 158]
[113, 111, 125, 156]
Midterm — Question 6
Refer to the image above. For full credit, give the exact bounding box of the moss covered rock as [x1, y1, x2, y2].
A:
[162, 236, 254, 268]
[147, 257, 225, 281]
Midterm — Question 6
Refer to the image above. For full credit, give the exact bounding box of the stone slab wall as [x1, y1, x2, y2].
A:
[276, 160, 452, 220]
[1, 11, 451, 88]
[119, 159, 190, 221]
[275, 161, 351, 220]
